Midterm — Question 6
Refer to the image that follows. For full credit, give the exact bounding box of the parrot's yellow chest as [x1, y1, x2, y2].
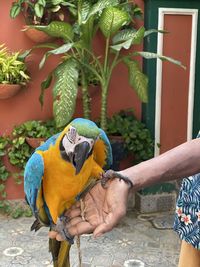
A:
[37, 146, 94, 223]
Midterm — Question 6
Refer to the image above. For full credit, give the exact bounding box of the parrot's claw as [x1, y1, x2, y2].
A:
[54, 215, 74, 244]
[101, 169, 134, 189]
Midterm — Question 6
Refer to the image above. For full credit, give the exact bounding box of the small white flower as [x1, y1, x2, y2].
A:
[181, 214, 192, 225]
[176, 206, 183, 217]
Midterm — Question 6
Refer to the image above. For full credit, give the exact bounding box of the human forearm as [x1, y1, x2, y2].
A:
[120, 138, 200, 191]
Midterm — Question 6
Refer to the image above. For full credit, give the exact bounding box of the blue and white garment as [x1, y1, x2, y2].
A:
[174, 137, 200, 249]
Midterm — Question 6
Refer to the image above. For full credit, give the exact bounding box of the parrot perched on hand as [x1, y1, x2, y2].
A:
[24, 118, 113, 267]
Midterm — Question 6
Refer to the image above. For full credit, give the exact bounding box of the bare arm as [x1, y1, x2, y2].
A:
[121, 138, 200, 191]
[49, 138, 200, 240]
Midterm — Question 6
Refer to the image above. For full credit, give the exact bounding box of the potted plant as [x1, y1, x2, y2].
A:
[0, 44, 30, 99]
[0, 120, 59, 204]
[24, 0, 185, 130]
[105, 110, 154, 169]
[11, 119, 60, 149]
[0, 120, 59, 213]
[10, 0, 70, 42]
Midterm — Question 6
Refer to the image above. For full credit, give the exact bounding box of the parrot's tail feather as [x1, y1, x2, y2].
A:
[49, 239, 71, 267]
[30, 219, 43, 232]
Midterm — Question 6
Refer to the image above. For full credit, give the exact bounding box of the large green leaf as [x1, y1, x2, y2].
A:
[99, 7, 130, 38]
[112, 28, 137, 44]
[135, 51, 186, 69]
[111, 27, 145, 51]
[10, 3, 21, 18]
[131, 27, 145, 45]
[85, 0, 119, 23]
[17, 43, 58, 62]
[110, 39, 132, 51]
[79, 0, 91, 23]
[33, 43, 59, 49]
[30, 21, 74, 42]
[39, 73, 53, 106]
[124, 59, 148, 103]
[81, 16, 95, 49]
[39, 43, 73, 69]
[53, 59, 79, 127]
[34, 3, 44, 18]
[144, 29, 168, 37]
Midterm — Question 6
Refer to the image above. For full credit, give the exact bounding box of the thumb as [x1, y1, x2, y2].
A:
[93, 221, 114, 238]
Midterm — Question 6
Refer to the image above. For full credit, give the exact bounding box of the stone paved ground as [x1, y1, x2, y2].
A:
[0, 211, 181, 267]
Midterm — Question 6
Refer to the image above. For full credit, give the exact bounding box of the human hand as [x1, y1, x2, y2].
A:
[49, 178, 130, 241]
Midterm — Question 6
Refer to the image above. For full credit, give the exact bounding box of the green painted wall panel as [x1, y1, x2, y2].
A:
[143, 0, 200, 138]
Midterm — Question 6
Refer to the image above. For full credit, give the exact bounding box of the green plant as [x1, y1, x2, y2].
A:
[0, 137, 10, 199]
[8, 119, 60, 170]
[0, 44, 30, 85]
[8, 137, 33, 170]
[0, 119, 60, 218]
[10, 0, 71, 25]
[0, 161, 10, 199]
[106, 110, 154, 163]
[26, 0, 184, 130]
[12, 119, 60, 138]
[0, 200, 32, 218]
[23, 1, 142, 127]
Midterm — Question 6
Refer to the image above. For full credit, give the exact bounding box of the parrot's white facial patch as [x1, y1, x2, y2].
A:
[62, 126, 95, 155]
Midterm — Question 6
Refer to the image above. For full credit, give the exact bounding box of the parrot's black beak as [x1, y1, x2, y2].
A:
[73, 141, 91, 175]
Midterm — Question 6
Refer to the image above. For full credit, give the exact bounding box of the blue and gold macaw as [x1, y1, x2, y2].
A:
[24, 118, 112, 267]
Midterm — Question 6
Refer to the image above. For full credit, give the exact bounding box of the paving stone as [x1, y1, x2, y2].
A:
[0, 211, 180, 267]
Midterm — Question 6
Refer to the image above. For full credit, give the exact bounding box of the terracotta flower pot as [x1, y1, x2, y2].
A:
[0, 84, 22, 100]
[23, 26, 53, 43]
[25, 137, 46, 148]
[109, 135, 127, 171]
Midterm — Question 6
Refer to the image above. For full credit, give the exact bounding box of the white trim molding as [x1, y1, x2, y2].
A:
[155, 8, 198, 156]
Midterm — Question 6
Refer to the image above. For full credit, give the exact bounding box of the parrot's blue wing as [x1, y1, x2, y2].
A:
[24, 152, 44, 215]
[99, 128, 113, 168]
[35, 133, 60, 152]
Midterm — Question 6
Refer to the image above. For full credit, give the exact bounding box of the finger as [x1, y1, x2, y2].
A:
[93, 222, 113, 238]
[56, 234, 64, 241]
[66, 217, 83, 228]
[65, 208, 81, 219]
[68, 221, 95, 236]
[93, 208, 126, 237]
[64, 202, 81, 216]
[48, 231, 58, 239]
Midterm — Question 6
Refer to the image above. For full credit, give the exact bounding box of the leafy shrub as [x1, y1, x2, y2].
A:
[0, 44, 30, 85]
[106, 110, 154, 163]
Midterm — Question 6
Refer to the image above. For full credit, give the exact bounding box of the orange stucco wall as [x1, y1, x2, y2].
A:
[0, 0, 143, 199]
[0, 0, 143, 136]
